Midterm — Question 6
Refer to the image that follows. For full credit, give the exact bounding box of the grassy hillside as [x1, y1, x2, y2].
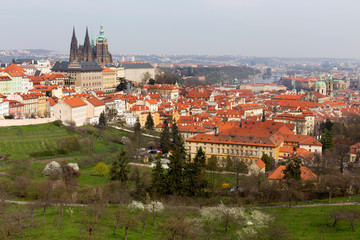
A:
[0, 123, 74, 159]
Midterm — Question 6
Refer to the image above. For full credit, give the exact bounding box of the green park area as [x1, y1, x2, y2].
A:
[0, 121, 359, 239]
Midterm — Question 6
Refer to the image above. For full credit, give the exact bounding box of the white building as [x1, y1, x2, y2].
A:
[0, 98, 9, 118]
[84, 97, 106, 125]
[54, 98, 87, 126]
[124, 113, 137, 127]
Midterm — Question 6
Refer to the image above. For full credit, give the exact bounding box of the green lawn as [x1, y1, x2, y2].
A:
[266, 205, 360, 240]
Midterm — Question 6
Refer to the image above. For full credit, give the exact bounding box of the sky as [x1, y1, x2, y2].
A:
[1, 0, 360, 58]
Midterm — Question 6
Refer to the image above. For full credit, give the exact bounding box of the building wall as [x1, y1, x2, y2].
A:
[185, 140, 278, 166]
[102, 72, 117, 91]
[124, 68, 155, 84]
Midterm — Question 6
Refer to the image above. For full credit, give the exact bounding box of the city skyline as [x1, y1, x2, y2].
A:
[2, 0, 360, 58]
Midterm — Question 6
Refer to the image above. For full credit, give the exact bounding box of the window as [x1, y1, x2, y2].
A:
[211, 148, 213, 153]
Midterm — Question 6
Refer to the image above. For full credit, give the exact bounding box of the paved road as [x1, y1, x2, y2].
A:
[110, 125, 160, 139]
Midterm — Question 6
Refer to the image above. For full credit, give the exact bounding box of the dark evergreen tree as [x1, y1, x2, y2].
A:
[320, 128, 335, 151]
[183, 148, 207, 196]
[160, 119, 171, 154]
[151, 159, 166, 195]
[283, 157, 302, 181]
[148, 78, 156, 85]
[109, 150, 130, 183]
[261, 153, 274, 172]
[98, 111, 106, 127]
[225, 155, 233, 171]
[145, 113, 154, 131]
[166, 145, 185, 194]
[320, 118, 333, 133]
[116, 77, 128, 91]
[133, 117, 142, 148]
[170, 119, 185, 155]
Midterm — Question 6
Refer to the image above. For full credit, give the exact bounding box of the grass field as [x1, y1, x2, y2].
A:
[0, 123, 127, 160]
[0, 123, 74, 159]
[3, 203, 360, 240]
[266, 205, 360, 240]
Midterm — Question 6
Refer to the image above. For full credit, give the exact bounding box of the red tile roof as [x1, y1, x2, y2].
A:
[86, 97, 105, 107]
[64, 98, 87, 108]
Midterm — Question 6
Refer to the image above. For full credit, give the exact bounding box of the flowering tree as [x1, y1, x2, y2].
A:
[146, 201, 164, 227]
[200, 203, 273, 238]
[128, 200, 164, 234]
[42, 161, 62, 180]
[68, 163, 79, 171]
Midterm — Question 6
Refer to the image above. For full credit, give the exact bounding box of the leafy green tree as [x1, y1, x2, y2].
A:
[261, 154, 274, 172]
[109, 150, 130, 183]
[151, 159, 166, 195]
[145, 113, 154, 131]
[98, 111, 106, 127]
[283, 157, 302, 181]
[160, 119, 171, 154]
[94, 162, 108, 176]
[320, 128, 335, 151]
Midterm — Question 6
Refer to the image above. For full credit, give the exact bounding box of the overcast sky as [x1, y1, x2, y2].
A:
[1, 0, 360, 58]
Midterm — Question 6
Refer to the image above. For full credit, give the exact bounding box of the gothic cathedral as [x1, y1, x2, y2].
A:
[69, 25, 113, 64]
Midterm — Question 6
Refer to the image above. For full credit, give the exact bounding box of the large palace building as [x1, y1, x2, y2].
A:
[69, 25, 112, 64]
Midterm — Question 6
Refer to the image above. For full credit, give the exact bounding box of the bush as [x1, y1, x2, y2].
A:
[57, 136, 81, 153]
[30, 150, 57, 158]
[80, 136, 96, 153]
[53, 120, 63, 127]
[94, 162, 108, 176]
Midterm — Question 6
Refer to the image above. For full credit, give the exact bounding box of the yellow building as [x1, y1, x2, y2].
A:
[139, 112, 161, 128]
[102, 68, 117, 92]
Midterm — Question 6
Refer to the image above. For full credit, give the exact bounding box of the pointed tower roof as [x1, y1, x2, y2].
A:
[71, 26, 77, 42]
[96, 24, 107, 42]
[91, 32, 95, 47]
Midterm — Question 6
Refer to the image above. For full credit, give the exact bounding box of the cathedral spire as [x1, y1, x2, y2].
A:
[69, 27, 78, 62]
[83, 26, 94, 62]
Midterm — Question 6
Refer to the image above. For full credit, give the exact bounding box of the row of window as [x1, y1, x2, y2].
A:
[195, 142, 270, 150]
[192, 146, 273, 158]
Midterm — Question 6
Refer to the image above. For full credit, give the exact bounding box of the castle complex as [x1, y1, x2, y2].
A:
[69, 25, 112, 64]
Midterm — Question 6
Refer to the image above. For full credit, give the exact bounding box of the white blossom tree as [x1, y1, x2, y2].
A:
[146, 201, 164, 227]
[67, 163, 79, 171]
[42, 161, 62, 180]
[200, 203, 273, 238]
[128, 200, 164, 234]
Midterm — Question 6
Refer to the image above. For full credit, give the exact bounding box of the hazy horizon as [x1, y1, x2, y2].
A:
[2, 0, 360, 58]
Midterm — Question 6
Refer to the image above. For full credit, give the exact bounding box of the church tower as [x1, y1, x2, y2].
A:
[95, 25, 113, 64]
[69, 27, 78, 62]
[83, 27, 94, 61]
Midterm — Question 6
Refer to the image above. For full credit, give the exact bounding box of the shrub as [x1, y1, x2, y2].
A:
[30, 150, 57, 158]
[57, 136, 81, 153]
[53, 120, 63, 127]
[94, 162, 108, 176]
